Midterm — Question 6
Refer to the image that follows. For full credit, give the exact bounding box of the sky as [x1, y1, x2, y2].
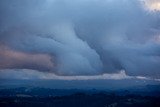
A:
[0, 0, 160, 81]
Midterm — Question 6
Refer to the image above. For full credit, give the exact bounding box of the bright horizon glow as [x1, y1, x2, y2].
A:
[142, 0, 160, 11]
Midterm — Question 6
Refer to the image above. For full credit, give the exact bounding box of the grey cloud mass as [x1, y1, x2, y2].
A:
[0, 0, 160, 78]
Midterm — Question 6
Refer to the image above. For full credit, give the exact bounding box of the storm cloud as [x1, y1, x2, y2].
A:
[0, 0, 160, 78]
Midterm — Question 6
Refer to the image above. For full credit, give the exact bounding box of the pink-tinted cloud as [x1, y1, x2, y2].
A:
[0, 45, 55, 71]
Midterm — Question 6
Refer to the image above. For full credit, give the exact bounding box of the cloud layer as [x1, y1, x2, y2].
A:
[0, 0, 160, 78]
[0, 69, 156, 81]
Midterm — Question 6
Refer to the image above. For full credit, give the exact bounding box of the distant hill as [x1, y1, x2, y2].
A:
[0, 84, 160, 97]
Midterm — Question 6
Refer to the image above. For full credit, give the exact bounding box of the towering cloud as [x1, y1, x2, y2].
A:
[0, 0, 160, 78]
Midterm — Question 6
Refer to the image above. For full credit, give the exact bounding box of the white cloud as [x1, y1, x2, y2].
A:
[0, 69, 158, 81]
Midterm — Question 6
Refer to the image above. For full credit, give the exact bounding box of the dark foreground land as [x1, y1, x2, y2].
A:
[0, 93, 160, 107]
[0, 87, 160, 107]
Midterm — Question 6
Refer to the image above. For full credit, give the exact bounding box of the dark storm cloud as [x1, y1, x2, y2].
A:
[0, 0, 160, 78]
